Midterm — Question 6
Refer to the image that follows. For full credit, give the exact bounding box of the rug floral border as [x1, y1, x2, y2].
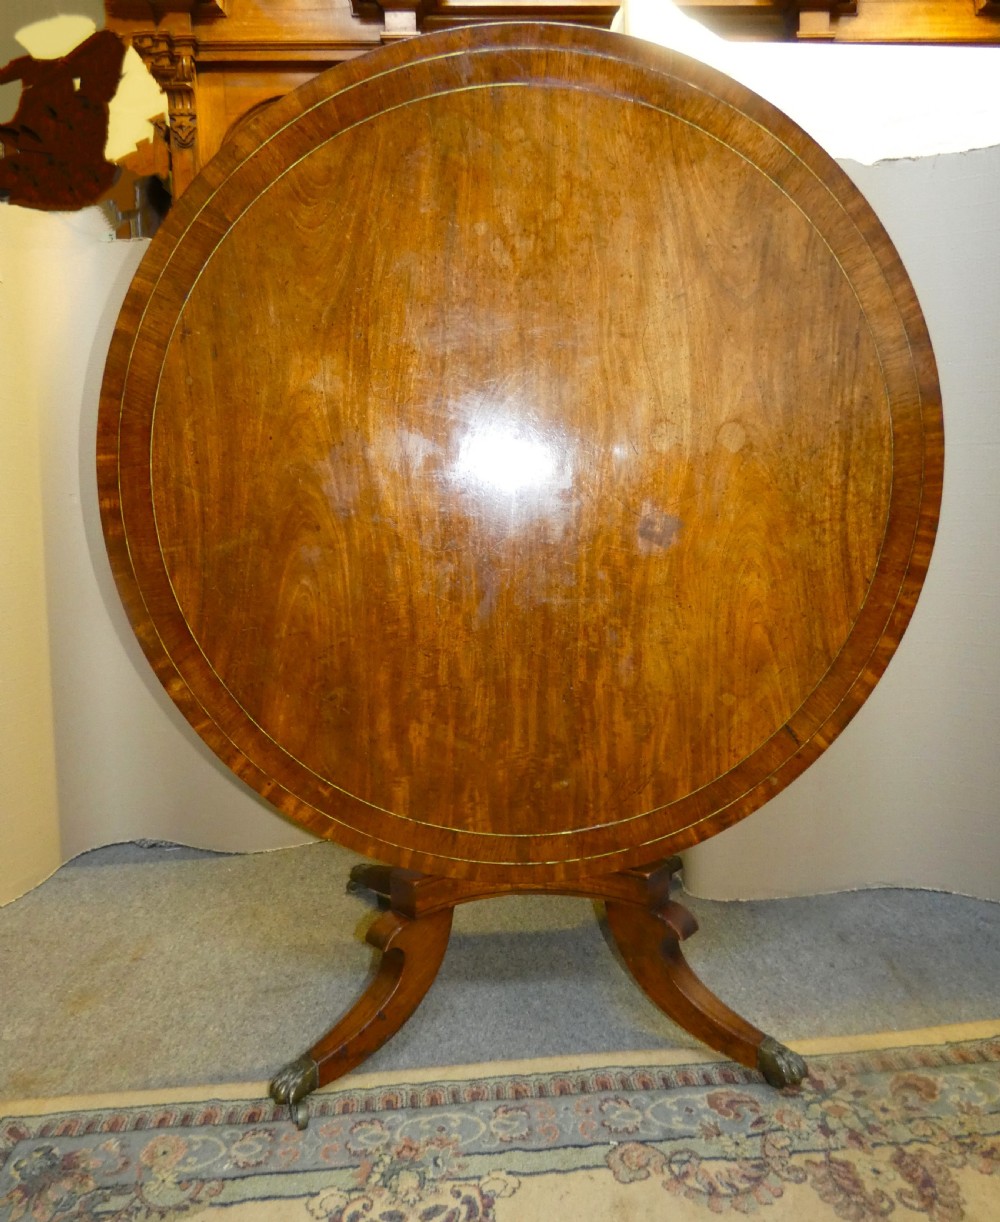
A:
[2, 1036, 999, 1220]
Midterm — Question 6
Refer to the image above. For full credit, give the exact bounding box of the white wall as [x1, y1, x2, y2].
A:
[0, 211, 63, 902]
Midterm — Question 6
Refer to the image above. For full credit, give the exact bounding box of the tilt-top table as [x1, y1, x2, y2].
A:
[97, 24, 942, 1127]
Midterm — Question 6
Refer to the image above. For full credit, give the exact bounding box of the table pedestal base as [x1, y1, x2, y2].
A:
[269, 858, 806, 1128]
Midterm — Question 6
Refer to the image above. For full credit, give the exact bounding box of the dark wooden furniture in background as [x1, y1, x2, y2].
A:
[98, 23, 942, 1125]
[104, 0, 1000, 197]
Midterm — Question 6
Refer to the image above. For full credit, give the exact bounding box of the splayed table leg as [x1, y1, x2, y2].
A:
[270, 902, 453, 1128]
[605, 890, 806, 1087]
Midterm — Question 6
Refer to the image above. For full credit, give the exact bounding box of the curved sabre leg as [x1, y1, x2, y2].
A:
[605, 899, 806, 1088]
[270, 905, 454, 1127]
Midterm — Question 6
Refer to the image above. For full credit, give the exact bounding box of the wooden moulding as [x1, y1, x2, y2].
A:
[97, 23, 943, 885]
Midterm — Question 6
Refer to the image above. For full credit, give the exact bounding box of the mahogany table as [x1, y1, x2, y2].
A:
[97, 24, 942, 1126]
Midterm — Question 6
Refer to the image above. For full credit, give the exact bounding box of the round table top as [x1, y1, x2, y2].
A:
[98, 23, 942, 883]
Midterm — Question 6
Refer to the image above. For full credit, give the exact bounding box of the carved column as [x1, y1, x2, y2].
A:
[131, 32, 199, 196]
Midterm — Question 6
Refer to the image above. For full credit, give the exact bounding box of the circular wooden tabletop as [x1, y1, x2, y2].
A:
[98, 23, 942, 882]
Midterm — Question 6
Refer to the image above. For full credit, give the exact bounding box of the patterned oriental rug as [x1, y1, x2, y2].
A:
[2, 1024, 999, 1222]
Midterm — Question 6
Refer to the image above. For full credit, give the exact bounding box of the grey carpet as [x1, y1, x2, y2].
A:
[1, 842, 999, 1101]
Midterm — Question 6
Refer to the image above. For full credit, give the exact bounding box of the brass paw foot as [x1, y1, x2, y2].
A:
[270, 1053, 319, 1129]
[757, 1036, 807, 1088]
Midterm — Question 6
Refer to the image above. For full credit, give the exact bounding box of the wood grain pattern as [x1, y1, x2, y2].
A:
[97, 23, 943, 882]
